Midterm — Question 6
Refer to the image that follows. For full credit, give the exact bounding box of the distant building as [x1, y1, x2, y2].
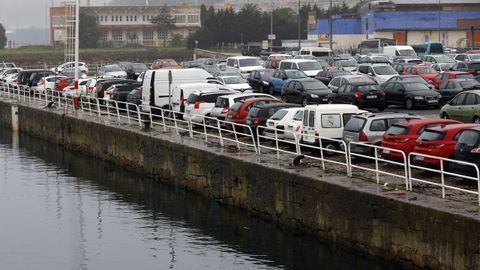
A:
[307, 0, 480, 49]
[50, 4, 201, 47]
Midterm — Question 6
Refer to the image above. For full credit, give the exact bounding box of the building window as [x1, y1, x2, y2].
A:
[102, 31, 108, 41]
[111, 16, 114, 21]
[112, 30, 123, 41]
[52, 16, 65, 26]
[130, 16, 133, 21]
[134, 16, 137, 21]
[143, 29, 153, 40]
[126, 16, 129, 22]
[175, 14, 185, 23]
[157, 30, 167, 39]
[120, 16, 122, 22]
[187, 14, 199, 23]
[143, 15, 145, 21]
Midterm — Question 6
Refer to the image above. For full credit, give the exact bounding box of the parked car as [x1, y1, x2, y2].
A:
[453, 54, 480, 62]
[315, 69, 351, 85]
[437, 79, 480, 104]
[96, 79, 135, 98]
[440, 90, 480, 123]
[331, 59, 358, 72]
[225, 97, 282, 127]
[151, 59, 181, 70]
[411, 124, 480, 169]
[343, 112, 421, 155]
[278, 59, 323, 77]
[450, 126, 480, 175]
[382, 81, 441, 109]
[51, 61, 88, 75]
[403, 65, 438, 81]
[105, 82, 142, 103]
[245, 103, 301, 134]
[392, 58, 423, 65]
[97, 64, 127, 79]
[54, 77, 74, 91]
[328, 75, 377, 92]
[247, 69, 275, 93]
[431, 63, 453, 72]
[383, 75, 434, 88]
[422, 54, 456, 68]
[328, 83, 385, 110]
[210, 93, 275, 121]
[264, 56, 289, 69]
[450, 61, 480, 76]
[429, 71, 474, 88]
[201, 64, 222, 76]
[355, 63, 398, 84]
[381, 118, 461, 161]
[16, 69, 55, 87]
[62, 78, 91, 96]
[124, 63, 148, 80]
[281, 78, 331, 106]
[0, 68, 22, 80]
[265, 107, 304, 140]
[216, 75, 251, 92]
[183, 90, 235, 123]
[226, 56, 263, 78]
[393, 63, 416, 74]
[32, 75, 65, 93]
[268, 69, 308, 95]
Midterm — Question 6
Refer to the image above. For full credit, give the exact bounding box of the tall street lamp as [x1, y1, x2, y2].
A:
[298, 0, 301, 49]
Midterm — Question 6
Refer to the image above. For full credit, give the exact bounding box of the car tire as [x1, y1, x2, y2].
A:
[404, 98, 414, 110]
[474, 116, 480, 124]
[441, 112, 449, 119]
[302, 96, 310, 107]
[268, 85, 275, 95]
[281, 95, 288, 102]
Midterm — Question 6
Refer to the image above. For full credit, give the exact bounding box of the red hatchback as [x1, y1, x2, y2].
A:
[381, 118, 462, 161]
[54, 77, 74, 91]
[411, 123, 480, 168]
[225, 97, 281, 127]
[429, 71, 473, 88]
[403, 65, 438, 81]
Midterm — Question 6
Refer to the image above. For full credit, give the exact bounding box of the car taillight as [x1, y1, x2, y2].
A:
[254, 117, 260, 126]
[359, 131, 368, 141]
[88, 86, 94, 91]
[194, 101, 203, 109]
[429, 144, 445, 149]
[354, 91, 362, 99]
[379, 90, 385, 97]
[39, 79, 44, 85]
[106, 90, 113, 96]
[394, 138, 410, 143]
[221, 106, 230, 114]
[470, 148, 480, 153]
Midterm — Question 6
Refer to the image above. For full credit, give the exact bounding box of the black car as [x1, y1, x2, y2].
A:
[382, 81, 441, 109]
[450, 127, 480, 175]
[124, 63, 148, 80]
[328, 83, 385, 110]
[96, 79, 136, 98]
[281, 78, 331, 106]
[438, 79, 480, 104]
[247, 69, 275, 93]
[451, 61, 480, 76]
[315, 69, 351, 85]
[17, 69, 55, 87]
[383, 75, 433, 88]
[126, 87, 142, 110]
[108, 82, 142, 104]
[244, 103, 300, 134]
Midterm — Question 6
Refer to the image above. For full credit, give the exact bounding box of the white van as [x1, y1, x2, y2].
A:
[301, 104, 365, 148]
[278, 59, 323, 77]
[225, 56, 263, 77]
[299, 47, 333, 57]
[171, 83, 234, 113]
[382, 46, 416, 58]
[141, 68, 214, 111]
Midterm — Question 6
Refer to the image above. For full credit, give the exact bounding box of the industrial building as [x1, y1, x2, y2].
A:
[307, 0, 480, 49]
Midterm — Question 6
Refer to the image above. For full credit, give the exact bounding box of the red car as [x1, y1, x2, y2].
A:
[411, 123, 480, 168]
[225, 97, 281, 127]
[381, 118, 462, 161]
[150, 59, 181, 70]
[403, 65, 438, 81]
[54, 77, 74, 91]
[265, 57, 288, 69]
[429, 71, 474, 88]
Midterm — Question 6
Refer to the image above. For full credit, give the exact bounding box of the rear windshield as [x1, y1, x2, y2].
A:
[416, 67, 436, 74]
[418, 130, 445, 141]
[344, 117, 366, 132]
[270, 109, 288, 121]
[248, 107, 261, 117]
[456, 74, 474, 79]
[459, 80, 480, 90]
[214, 97, 228, 108]
[405, 83, 430, 91]
[200, 93, 229, 103]
[468, 63, 480, 71]
[230, 102, 243, 112]
[357, 85, 380, 91]
[457, 130, 480, 147]
[187, 94, 199, 104]
[386, 125, 410, 136]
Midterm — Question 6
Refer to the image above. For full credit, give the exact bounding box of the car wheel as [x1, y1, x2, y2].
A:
[404, 98, 413, 110]
[281, 95, 288, 102]
[268, 85, 275, 95]
[474, 116, 480, 124]
[441, 112, 449, 119]
[302, 96, 310, 107]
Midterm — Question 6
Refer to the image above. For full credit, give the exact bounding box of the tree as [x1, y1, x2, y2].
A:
[151, 5, 175, 47]
[79, 13, 99, 48]
[0, 23, 6, 49]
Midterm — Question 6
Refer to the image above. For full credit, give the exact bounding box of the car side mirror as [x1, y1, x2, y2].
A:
[368, 72, 373, 76]
[234, 64, 239, 68]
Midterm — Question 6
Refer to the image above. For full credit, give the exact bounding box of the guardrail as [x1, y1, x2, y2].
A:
[1, 83, 480, 205]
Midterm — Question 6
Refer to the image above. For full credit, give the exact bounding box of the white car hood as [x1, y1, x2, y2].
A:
[104, 71, 127, 78]
[228, 83, 251, 91]
[303, 69, 322, 77]
[239, 66, 263, 73]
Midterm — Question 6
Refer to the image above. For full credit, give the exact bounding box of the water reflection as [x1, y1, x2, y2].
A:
[0, 129, 416, 270]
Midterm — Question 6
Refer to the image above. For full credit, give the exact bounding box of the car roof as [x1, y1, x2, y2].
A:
[221, 92, 272, 99]
[444, 71, 470, 75]
[241, 97, 279, 104]
[425, 123, 480, 132]
[394, 118, 461, 127]
[290, 78, 320, 83]
[191, 89, 234, 95]
[356, 112, 420, 119]
[280, 59, 316, 63]
[254, 103, 298, 110]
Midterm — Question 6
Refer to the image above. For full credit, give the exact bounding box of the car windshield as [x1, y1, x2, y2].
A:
[105, 65, 122, 72]
[416, 67, 436, 74]
[386, 125, 410, 136]
[434, 55, 455, 63]
[339, 60, 357, 67]
[456, 74, 474, 79]
[404, 76, 427, 83]
[248, 107, 261, 117]
[298, 62, 322, 71]
[398, 49, 416, 57]
[469, 54, 480, 60]
[357, 85, 380, 91]
[312, 51, 330, 57]
[404, 83, 430, 91]
[230, 102, 243, 111]
[344, 117, 366, 132]
[161, 60, 178, 66]
[214, 97, 229, 108]
[303, 81, 328, 91]
[459, 80, 480, 89]
[223, 77, 246, 84]
[418, 130, 445, 141]
[331, 70, 350, 77]
[132, 64, 148, 71]
[239, 59, 260, 67]
[458, 130, 480, 147]
[270, 109, 288, 121]
[349, 76, 376, 84]
[468, 63, 480, 71]
[286, 70, 307, 79]
[373, 65, 396, 75]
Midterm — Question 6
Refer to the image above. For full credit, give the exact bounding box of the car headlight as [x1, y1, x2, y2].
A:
[311, 94, 319, 98]
[414, 96, 424, 100]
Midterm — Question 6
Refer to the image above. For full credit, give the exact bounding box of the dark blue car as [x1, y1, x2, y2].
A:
[268, 69, 308, 95]
[450, 126, 480, 176]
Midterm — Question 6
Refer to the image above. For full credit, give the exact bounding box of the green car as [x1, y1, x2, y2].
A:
[440, 90, 480, 123]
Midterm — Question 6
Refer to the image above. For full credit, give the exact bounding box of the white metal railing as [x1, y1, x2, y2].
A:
[408, 152, 480, 205]
[348, 142, 409, 190]
[256, 126, 300, 159]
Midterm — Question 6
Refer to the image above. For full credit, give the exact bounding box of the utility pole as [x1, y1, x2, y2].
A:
[438, 0, 441, 42]
[298, 0, 301, 49]
[329, 0, 333, 50]
[270, 6, 273, 49]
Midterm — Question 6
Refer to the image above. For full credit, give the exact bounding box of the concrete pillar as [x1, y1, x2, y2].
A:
[11, 105, 19, 132]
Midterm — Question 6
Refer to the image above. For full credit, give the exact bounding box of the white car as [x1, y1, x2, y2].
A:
[62, 78, 92, 96]
[209, 92, 276, 121]
[355, 64, 397, 84]
[278, 59, 323, 77]
[97, 64, 127, 79]
[217, 76, 252, 92]
[32, 75, 66, 93]
[4, 73, 18, 88]
[0, 68, 22, 80]
[265, 107, 304, 140]
[51, 61, 89, 75]
[183, 89, 236, 123]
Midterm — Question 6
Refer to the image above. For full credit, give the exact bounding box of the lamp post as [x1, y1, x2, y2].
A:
[438, 0, 441, 43]
[271, 6, 274, 49]
[298, 0, 301, 49]
[329, 0, 333, 50]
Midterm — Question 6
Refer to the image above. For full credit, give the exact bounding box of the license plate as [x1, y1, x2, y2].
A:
[383, 149, 390, 154]
[367, 95, 377, 99]
[415, 156, 424, 161]
[227, 115, 232, 119]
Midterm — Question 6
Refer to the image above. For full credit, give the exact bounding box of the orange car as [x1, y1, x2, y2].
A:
[150, 59, 181, 70]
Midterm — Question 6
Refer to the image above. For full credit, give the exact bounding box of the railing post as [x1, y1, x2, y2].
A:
[374, 146, 379, 184]
[348, 142, 353, 178]
[274, 127, 280, 159]
[403, 152, 409, 191]
[96, 98, 101, 117]
[232, 124, 240, 150]
[173, 111, 179, 135]
[106, 100, 111, 119]
[256, 126, 262, 155]
[217, 120, 224, 147]
[115, 101, 121, 124]
[202, 117, 208, 142]
[319, 137, 325, 172]
[440, 160, 446, 198]
[188, 118, 194, 138]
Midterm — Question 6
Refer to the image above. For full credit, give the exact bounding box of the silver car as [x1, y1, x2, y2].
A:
[342, 112, 422, 155]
